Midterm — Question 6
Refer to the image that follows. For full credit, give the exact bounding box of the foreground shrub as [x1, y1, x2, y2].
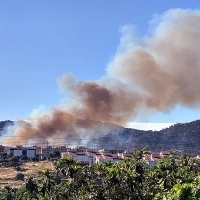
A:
[15, 173, 24, 181]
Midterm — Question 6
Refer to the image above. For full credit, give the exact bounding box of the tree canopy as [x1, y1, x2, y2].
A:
[0, 149, 200, 199]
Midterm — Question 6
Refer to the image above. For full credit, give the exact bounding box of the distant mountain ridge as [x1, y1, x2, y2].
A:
[1, 119, 200, 154]
[97, 120, 200, 155]
[0, 120, 13, 132]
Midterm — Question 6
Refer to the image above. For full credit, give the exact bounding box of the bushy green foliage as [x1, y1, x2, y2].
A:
[15, 173, 24, 181]
[1, 149, 200, 199]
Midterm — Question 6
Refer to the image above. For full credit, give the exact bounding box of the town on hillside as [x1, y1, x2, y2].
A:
[0, 144, 199, 168]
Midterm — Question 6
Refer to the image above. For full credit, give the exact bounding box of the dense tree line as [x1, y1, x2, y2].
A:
[0, 149, 200, 199]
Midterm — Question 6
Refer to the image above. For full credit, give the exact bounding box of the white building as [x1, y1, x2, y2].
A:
[61, 151, 125, 164]
[8, 147, 36, 158]
[96, 154, 113, 164]
[62, 151, 97, 164]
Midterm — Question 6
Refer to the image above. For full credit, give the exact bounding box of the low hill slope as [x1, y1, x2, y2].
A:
[98, 120, 200, 154]
[0, 120, 13, 131]
[1, 119, 200, 154]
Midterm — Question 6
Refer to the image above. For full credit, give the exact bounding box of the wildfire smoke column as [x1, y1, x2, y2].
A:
[2, 9, 200, 145]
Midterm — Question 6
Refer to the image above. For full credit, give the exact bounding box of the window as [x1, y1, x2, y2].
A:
[22, 150, 27, 156]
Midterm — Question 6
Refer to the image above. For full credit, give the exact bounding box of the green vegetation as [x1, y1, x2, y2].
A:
[0, 149, 200, 199]
[0, 152, 39, 168]
[14, 173, 24, 181]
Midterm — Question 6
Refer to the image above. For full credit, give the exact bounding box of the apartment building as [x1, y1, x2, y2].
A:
[61, 151, 125, 164]
[8, 146, 36, 158]
[41, 146, 68, 159]
[62, 151, 97, 164]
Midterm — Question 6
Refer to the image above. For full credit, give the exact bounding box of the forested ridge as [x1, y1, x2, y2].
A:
[97, 120, 200, 154]
[0, 120, 13, 132]
[1, 120, 200, 154]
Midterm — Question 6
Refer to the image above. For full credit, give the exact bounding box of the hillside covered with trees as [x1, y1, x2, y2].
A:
[1, 120, 200, 154]
[94, 120, 200, 155]
[0, 120, 13, 132]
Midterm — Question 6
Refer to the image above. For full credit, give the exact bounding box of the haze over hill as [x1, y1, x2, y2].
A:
[127, 122, 175, 131]
[1, 119, 200, 155]
[96, 120, 200, 155]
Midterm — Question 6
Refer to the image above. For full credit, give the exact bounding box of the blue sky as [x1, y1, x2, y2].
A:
[1, 1, 200, 128]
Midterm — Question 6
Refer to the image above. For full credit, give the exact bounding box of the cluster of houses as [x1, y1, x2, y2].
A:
[60, 150, 184, 167]
[0, 144, 198, 167]
[61, 150, 128, 165]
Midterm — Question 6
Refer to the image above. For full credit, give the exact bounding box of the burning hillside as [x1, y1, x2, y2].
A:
[2, 9, 200, 145]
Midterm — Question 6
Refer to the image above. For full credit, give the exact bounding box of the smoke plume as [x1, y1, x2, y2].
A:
[2, 9, 200, 145]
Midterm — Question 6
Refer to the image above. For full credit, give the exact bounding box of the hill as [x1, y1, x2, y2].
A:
[0, 161, 53, 188]
[1, 119, 200, 154]
[97, 120, 200, 155]
[0, 120, 13, 133]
